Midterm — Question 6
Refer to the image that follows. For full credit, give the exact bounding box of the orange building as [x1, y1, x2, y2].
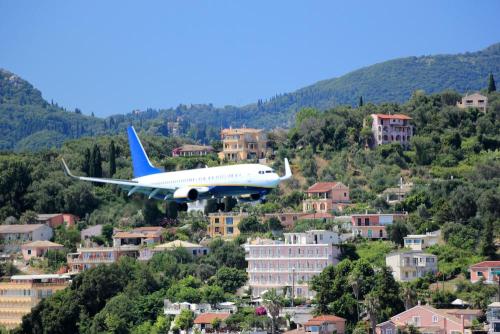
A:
[0, 274, 70, 329]
[218, 128, 268, 161]
[303, 182, 350, 213]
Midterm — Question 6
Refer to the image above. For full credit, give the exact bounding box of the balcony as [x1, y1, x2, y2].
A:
[247, 268, 323, 274]
[67, 257, 116, 264]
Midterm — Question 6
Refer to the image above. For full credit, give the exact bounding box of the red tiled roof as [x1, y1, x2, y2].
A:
[305, 315, 346, 326]
[113, 232, 145, 239]
[301, 213, 335, 220]
[306, 182, 343, 193]
[469, 261, 500, 269]
[373, 114, 412, 120]
[194, 313, 230, 324]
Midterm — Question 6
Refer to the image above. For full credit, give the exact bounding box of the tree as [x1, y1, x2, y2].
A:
[488, 73, 496, 93]
[90, 144, 103, 177]
[239, 215, 264, 233]
[143, 201, 162, 225]
[19, 210, 37, 224]
[364, 292, 380, 334]
[263, 289, 284, 334]
[222, 196, 237, 212]
[211, 266, 248, 293]
[387, 221, 410, 247]
[109, 140, 116, 177]
[401, 283, 417, 310]
[480, 219, 497, 260]
[82, 148, 91, 176]
[201, 285, 225, 307]
[204, 199, 218, 215]
[165, 201, 178, 219]
[173, 309, 194, 331]
[359, 96, 364, 107]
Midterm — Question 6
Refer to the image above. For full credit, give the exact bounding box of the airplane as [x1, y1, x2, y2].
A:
[62, 126, 292, 211]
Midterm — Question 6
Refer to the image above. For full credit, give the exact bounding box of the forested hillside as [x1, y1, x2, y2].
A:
[1, 43, 499, 151]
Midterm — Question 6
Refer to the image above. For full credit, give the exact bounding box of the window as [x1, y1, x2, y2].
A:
[226, 217, 233, 225]
[432, 315, 438, 323]
[226, 227, 234, 234]
[386, 329, 393, 334]
[214, 218, 220, 224]
[411, 316, 421, 326]
[477, 271, 483, 276]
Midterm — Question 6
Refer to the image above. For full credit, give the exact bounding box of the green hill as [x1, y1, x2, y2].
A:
[1, 43, 499, 150]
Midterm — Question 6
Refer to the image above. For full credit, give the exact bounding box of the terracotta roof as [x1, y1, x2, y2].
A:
[0, 224, 49, 234]
[132, 227, 164, 232]
[113, 232, 145, 239]
[470, 261, 500, 268]
[306, 182, 345, 193]
[305, 315, 346, 326]
[175, 145, 214, 152]
[373, 114, 412, 120]
[193, 312, 230, 324]
[301, 213, 335, 220]
[36, 213, 63, 220]
[21, 240, 64, 249]
[441, 309, 482, 316]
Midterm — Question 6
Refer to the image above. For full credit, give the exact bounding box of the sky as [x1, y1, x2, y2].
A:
[1, 1, 499, 117]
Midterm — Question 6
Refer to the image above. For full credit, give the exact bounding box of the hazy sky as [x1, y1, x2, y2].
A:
[1, 1, 499, 116]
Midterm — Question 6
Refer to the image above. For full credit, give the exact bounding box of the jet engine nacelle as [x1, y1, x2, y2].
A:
[173, 187, 199, 201]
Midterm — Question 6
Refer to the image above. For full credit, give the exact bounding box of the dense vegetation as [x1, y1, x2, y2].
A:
[2, 43, 499, 150]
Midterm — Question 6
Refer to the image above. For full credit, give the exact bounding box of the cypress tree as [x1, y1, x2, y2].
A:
[359, 96, 364, 107]
[109, 140, 116, 177]
[488, 73, 496, 93]
[480, 219, 497, 260]
[82, 148, 91, 176]
[90, 144, 102, 178]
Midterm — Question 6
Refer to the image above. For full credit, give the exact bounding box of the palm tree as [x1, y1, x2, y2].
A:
[263, 289, 284, 334]
[348, 270, 362, 321]
[364, 292, 380, 334]
[401, 283, 417, 310]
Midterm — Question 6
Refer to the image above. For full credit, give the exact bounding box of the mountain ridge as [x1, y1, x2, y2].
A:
[1, 42, 499, 151]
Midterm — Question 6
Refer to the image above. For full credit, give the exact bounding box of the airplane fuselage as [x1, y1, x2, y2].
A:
[136, 163, 280, 201]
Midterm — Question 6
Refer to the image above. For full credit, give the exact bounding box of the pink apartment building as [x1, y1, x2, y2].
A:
[245, 230, 341, 299]
[351, 213, 407, 239]
[371, 114, 413, 147]
[469, 261, 500, 284]
[66, 246, 139, 273]
[303, 182, 350, 213]
[376, 304, 481, 334]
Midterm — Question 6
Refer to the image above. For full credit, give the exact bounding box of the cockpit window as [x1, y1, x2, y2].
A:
[265, 170, 272, 173]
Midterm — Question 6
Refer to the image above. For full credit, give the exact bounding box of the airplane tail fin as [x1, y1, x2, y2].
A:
[127, 126, 162, 178]
[280, 158, 292, 181]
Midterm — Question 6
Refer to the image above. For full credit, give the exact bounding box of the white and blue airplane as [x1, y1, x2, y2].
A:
[62, 126, 291, 210]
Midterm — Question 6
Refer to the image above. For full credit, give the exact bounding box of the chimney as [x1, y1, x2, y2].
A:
[417, 300, 421, 306]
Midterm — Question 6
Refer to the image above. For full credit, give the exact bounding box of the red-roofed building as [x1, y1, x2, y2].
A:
[303, 182, 350, 213]
[193, 312, 231, 330]
[370, 114, 414, 148]
[304, 315, 346, 334]
[469, 261, 500, 284]
[112, 227, 164, 247]
[351, 213, 408, 239]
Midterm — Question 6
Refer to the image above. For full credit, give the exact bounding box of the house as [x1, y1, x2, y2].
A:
[370, 114, 413, 147]
[193, 312, 231, 331]
[218, 128, 268, 161]
[303, 182, 350, 213]
[280, 306, 314, 327]
[0, 274, 70, 329]
[386, 250, 438, 282]
[164, 300, 211, 316]
[0, 224, 53, 253]
[457, 93, 488, 112]
[112, 226, 164, 247]
[351, 213, 407, 239]
[21, 240, 64, 261]
[487, 302, 500, 334]
[172, 144, 214, 157]
[66, 246, 139, 274]
[469, 261, 500, 284]
[139, 240, 209, 261]
[207, 211, 248, 239]
[381, 182, 413, 204]
[376, 304, 481, 334]
[404, 231, 441, 251]
[304, 315, 346, 334]
[245, 230, 341, 299]
[36, 213, 77, 228]
[80, 224, 103, 241]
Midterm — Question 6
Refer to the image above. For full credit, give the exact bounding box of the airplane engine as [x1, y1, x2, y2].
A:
[173, 187, 199, 201]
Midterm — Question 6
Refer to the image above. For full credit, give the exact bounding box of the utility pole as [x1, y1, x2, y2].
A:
[291, 267, 296, 307]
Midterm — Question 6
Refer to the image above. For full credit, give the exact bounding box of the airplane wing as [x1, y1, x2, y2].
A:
[61, 158, 176, 199]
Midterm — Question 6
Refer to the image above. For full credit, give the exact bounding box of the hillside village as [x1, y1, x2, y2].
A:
[0, 73, 498, 334]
